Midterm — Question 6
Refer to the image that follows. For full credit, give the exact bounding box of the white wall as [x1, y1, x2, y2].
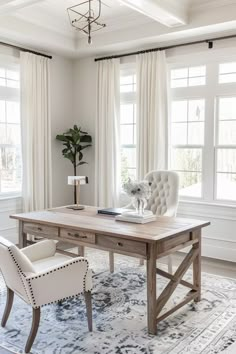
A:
[50, 55, 75, 207]
[73, 57, 96, 206]
[178, 202, 236, 262]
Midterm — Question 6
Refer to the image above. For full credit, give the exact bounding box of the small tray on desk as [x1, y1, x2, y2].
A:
[115, 214, 157, 224]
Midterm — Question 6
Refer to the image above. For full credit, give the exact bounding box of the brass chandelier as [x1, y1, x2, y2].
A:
[67, 0, 106, 44]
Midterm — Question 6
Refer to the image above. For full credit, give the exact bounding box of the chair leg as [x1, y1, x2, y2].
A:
[109, 252, 114, 273]
[168, 255, 173, 274]
[84, 291, 92, 332]
[1, 287, 14, 327]
[25, 307, 41, 354]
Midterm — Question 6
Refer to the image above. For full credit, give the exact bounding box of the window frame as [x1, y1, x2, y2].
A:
[0, 59, 21, 199]
[120, 64, 137, 183]
[168, 65, 208, 202]
[214, 94, 236, 203]
[168, 55, 236, 206]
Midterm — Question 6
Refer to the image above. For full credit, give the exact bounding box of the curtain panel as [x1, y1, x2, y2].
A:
[136, 51, 168, 179]
[20, 52, 52, 212]
[95, 59, 120, 207]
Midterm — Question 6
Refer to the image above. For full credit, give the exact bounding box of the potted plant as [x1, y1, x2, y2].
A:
[56, 125, 92, 204]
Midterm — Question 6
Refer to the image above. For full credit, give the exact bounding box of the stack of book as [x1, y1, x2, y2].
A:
[115, 210, 156, 224]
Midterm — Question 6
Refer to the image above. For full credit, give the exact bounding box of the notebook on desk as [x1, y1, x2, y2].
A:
[97, 208, 130, 216]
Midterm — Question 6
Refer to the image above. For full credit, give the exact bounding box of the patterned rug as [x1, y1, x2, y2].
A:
[0, 249, 236, 354]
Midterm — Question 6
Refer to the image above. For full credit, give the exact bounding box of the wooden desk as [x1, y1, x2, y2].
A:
[11, 206, 210, 335]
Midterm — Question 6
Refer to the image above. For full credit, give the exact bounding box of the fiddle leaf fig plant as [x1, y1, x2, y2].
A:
[56, 125, 92, 203]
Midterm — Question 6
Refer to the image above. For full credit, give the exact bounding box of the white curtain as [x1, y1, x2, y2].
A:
[20, 52, 52, 212]
[136, 51, 168, 179]
[95, 59, 120, 207]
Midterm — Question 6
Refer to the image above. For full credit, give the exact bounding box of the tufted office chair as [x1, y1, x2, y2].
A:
[109, 170, 179, 273]
[144, 170, 179, 272]
[0, 237, 92, 353]
[145, 170, 179, 218]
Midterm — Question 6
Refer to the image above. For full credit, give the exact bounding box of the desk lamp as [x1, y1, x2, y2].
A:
[67, 176, 88, 210]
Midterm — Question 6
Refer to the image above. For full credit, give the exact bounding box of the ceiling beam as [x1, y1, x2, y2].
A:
[119, 0, 189, 27]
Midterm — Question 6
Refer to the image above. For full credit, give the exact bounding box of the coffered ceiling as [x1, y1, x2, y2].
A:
[0, 0, 236, 58]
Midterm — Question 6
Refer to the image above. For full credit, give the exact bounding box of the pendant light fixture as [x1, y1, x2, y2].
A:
[67, 0, 106, 44]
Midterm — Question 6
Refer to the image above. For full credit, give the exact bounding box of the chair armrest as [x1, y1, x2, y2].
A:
[21, 239, 57, 262]
[24, 257, 92, 308]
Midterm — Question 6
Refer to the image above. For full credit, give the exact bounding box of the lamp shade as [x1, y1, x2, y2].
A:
[68, 176, 89, 186]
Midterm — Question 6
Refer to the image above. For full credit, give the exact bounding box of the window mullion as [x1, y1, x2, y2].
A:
[202, 62, 217, 202]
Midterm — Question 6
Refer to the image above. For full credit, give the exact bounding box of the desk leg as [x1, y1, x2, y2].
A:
[18, 221, 27, 249]
[193, 230, 201, 302]
[79, 246, 85, 257]
[147, 243, 157, 335]
[109, 252, 114, 273]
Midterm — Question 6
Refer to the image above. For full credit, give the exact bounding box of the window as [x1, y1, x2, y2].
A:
[0, 68, 20, 89]
[216, 96, 236, 200]
[171, 65, 206, 88]
[170, 98, 205, 198]
[219, 62, 236, 84]
[120, 66, 137, 184]
[169, 59, 236, 203]
[0, 61, 21, 196]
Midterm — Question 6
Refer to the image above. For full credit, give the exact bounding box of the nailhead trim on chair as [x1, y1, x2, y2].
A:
[7, 247, 32, 304]
[8, 248, 26, 278]
[26, 258, 90, 308]
[32, 290, 89, 309]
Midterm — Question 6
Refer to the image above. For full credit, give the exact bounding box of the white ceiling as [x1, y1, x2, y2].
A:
[0, 0, 236, 58]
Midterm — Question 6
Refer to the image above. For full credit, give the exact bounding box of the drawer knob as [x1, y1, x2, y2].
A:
[68, 232, 87, 239]
[117, 242, 123, 247]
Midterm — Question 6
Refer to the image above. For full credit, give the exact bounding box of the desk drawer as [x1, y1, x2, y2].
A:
[157, 232, 191, 256]
[60, 228, 95, 244]
[23, 223, 58, 237]
[96, 235, 146, 256]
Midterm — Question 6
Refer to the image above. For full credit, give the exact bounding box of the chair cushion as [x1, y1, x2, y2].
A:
[10, 244, 36, 274]
[21, 239, 57, 262]
[32, 254, 72, 272]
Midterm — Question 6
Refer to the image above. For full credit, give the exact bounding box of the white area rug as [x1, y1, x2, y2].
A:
[0, 249, 236, 354]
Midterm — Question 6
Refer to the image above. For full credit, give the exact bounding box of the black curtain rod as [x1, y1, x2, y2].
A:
[94, 33, 236, 62]
[0, 41, 52, 59]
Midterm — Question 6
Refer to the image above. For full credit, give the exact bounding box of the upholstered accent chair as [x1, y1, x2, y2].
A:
[0, 237, 92, 353]
[109, 170, 179, 273]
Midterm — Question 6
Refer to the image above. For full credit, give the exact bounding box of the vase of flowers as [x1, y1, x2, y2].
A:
[123, 178, 152, 215]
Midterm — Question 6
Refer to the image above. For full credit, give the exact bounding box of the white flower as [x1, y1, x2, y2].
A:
[123, 178, 151, 200]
